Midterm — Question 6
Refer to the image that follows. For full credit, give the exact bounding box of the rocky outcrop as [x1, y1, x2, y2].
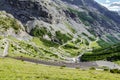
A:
[1, 0, 54, 24]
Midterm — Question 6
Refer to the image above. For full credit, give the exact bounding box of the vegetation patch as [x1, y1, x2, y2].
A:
[110, 69, 120, 74]
[97, 39, 110, 48]
[55, 31, 72, 44]
[82, 33, 88, 37]
[68, 8, 94, 25]
[106, 35, 119, 43]
[81, 43, 120, 61]
[30, 25, 52, 38]
[40, 38, 59, 47]
[0, 16, 21, 33]
[63, 42, 79, 49]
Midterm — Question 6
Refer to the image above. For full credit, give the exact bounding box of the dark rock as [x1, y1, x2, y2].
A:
[0, 0, 53, 24]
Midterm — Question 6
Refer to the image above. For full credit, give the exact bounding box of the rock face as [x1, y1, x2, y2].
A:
[0, 0, 119, 36]
[0, 0, 120, 61]
[1, 0, 54, 23]
[62, 0, 120, 31]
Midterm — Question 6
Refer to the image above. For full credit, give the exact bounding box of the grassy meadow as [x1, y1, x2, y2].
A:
[0, 58, 120, 80]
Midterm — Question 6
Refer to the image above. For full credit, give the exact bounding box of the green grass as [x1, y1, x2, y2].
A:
[89, 41, 101, 49]
[62, 47, 80, 57]
[0, 58, 120, 80]
[68, 8, 94, 26]
[63, 42, 79, 49]
[0, 14, 21, 33]
[115, 61, 120, 65]
[30, 25, 52, 38]
[55, 31, 72, 44]
[0, 36, 58, 60]
[81, 43, 120, 61]
[97, 39, 110, 48]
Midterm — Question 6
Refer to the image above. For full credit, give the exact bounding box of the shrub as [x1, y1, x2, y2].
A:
[89, 67, 96, 70]
[100, 66, 110, 71]
[104, 68, 109, 71]
[75, 67, 80, 69]
[64, 44, 79, 49]
[21, 59, 24, 62]
[110, 69, 120, 74]
[60, 65, 66, 69]
[61, 65, 66, 67]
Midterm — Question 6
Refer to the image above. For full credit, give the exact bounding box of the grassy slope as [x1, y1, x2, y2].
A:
[0, 12, 22, 33]
[0, 58, 120, 80]
[81, 43, 120, 62]
[115, 61, 120, 65]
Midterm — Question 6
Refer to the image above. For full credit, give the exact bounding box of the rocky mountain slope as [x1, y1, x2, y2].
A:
[0, 0, 120, 62]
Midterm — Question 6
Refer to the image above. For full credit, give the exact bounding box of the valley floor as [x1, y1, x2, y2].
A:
[0, 58, 120, 80]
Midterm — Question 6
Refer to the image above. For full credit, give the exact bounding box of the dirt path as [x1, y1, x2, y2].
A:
[2, 39, 9, 57]
[8, 56, 120, 69]
[8, 56, 98, 69]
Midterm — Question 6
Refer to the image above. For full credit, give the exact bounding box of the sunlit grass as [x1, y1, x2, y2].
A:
[0, 58, 120, 80]
[115, 61, 120, 65]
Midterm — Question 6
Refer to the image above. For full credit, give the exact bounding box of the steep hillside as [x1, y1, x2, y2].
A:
[0, 0, 120, 62]
[81, 43, 120, 62]
[1, 0, 120, 44]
